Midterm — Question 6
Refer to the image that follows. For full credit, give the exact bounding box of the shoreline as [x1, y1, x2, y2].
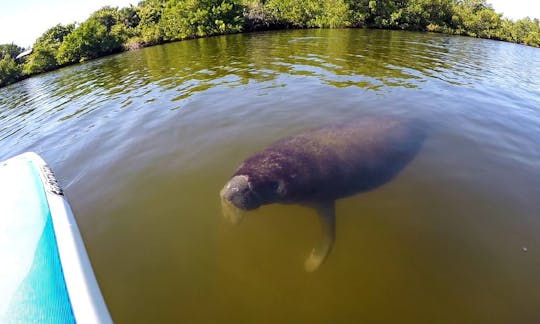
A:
[1, 0, 539, 89]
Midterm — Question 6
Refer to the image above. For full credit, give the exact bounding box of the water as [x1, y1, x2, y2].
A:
[1, 29, 540, 323]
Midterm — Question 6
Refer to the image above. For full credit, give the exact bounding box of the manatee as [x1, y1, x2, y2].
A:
[220, 116, 426, 272]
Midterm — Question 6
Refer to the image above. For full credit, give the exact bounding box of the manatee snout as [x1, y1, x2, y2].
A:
[220, 175, 260, 224]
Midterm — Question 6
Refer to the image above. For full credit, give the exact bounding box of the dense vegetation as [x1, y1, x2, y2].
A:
[1, 0, 539, 87]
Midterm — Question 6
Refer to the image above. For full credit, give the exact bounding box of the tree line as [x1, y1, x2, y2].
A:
[1, 0, 539, 87]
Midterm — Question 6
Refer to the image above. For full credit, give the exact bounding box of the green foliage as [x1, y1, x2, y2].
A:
[35, 24, 76, 46]
[0, 44, 24, 86]
[24, 47, 57, 74]
[160, 0, 243, 40]
[449, 0, 540, 45]
[23, 24, 75, 74]
[119, 6, 141, 29]
[56, 7, 125, 64]
[265, 0, 349, 28]
[135, 0, 167, 45]
[264, 0, 316, 27]
[345, 0, 370, 27]
[451, 0, 501, 38]
[511, 18, 540, 46]
[344, 0, 454, 30]
[365, 0, 404, 28]
[315, 0, 350, 28]
[0, 44, 25, 60]
[0, 55, 21, 87]
[402, 0, 453, 30]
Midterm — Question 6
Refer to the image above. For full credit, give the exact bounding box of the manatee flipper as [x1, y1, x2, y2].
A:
[304, 201, 336, 272]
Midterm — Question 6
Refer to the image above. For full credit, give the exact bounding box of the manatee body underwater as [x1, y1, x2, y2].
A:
[220, 116, 426, 272]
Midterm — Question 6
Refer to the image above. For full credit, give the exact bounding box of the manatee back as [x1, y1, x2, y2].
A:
[236, 117, 426, 203]
[269, 118, 425, 201]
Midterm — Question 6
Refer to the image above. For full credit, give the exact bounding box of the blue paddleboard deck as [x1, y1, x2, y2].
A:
[0, 152, 111, 323]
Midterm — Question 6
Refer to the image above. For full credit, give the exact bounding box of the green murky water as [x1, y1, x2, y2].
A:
[1, 29, 540, 323]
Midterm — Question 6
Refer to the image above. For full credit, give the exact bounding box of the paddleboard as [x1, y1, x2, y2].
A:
[0, 152, 112, 323]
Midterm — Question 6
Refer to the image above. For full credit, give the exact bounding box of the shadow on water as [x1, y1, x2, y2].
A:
[1, 29, 540, 323]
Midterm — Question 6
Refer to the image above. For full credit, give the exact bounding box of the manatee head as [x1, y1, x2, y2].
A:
[220, 153, 291, 224]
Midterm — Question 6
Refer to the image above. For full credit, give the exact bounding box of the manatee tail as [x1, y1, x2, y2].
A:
[304, 201, 335, 272]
